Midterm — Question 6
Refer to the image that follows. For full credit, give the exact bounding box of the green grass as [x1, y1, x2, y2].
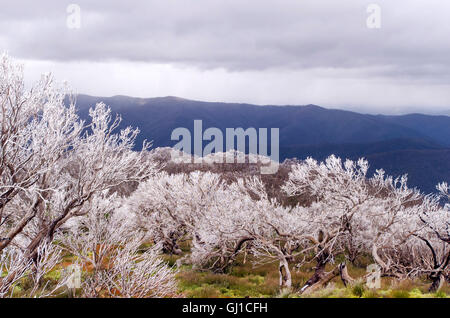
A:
[351, 283, 365, 298]
[3, 249, 449, 298]
[172, 253, 449, 298]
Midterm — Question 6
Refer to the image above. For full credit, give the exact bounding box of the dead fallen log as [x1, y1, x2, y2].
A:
[299, 262, 355, 295]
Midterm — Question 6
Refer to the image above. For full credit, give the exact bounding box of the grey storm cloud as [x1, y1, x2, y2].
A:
[1, 0, 450, 114]
[1, 0, 449, 73]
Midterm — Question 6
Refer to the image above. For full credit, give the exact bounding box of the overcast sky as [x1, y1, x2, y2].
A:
[1, 0, 450, 114]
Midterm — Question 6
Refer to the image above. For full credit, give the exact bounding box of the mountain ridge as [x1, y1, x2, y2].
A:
[72, 94, 450, 193]
[76, 94, 450, 116]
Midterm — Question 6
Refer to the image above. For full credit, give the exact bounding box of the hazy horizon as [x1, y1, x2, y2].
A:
[3, 0, 450, 115]
[74, 92, 450, 117]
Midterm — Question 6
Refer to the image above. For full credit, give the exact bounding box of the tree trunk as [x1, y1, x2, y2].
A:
[161, 237, 182, 255]
[299, 262, 354, 294]
[279, 257, 292, 289]
[429, 272, 444, 293]
[0, 198, 40, 252]
[339, 263, 354, 287]
[215, 237, 254, 273]
[300, 261, 326, 293]
[25, 228, 48, 263]
[299, 248, 331, 294]
[300, 264, 340, 295]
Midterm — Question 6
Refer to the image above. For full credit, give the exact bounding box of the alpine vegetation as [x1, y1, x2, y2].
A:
[0, 54, 448, 298]
[0, 54, 174, 297]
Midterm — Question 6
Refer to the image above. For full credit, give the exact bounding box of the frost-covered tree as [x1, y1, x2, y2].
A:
[0, 240, 70, 298]
[0, 248, 31, 297]
[437, 182, 450, 201]
[0, 53, 157, 262]
[0, 53, 163, 297]
[281, 155, 441, 293]
[127, 169, 294, 285]
[189, 177, 262, 273]
[0, 53, 82, 252]
[191, 176, 313, 288]
[282, 156, 378, 292]
[126, 171, 224, 255]
[408, 183, 450, 291]
[60, 193, 176, 298]
[100, 239, 177, 298]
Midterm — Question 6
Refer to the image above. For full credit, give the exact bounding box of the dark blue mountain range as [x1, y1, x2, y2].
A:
[73, 95, 450, 193]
